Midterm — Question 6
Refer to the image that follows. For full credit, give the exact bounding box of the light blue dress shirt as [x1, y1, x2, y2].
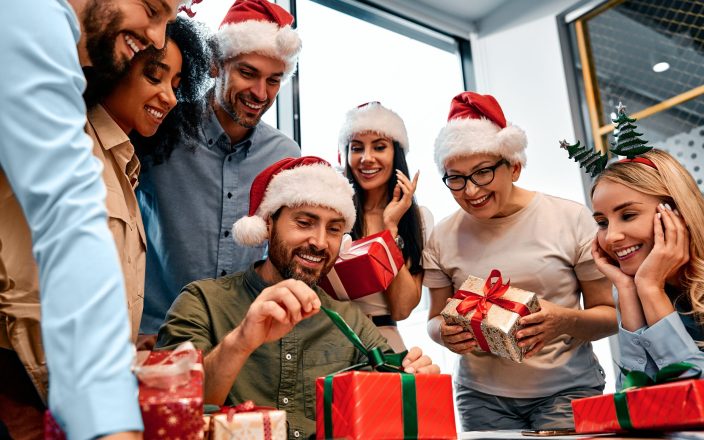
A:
[137, 95, 300, 333]
[0, 1, 142, 438]
[616, 286, 704, 389]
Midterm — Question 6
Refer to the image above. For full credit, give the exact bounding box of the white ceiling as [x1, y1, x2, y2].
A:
[363, 0, 509, 37]
[411, 0, 508, 21]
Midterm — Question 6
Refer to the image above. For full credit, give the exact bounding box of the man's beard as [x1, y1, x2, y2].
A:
[268, 227, 334, 288]
[215, 77, 271, 129]
[82, 1, 131, 84]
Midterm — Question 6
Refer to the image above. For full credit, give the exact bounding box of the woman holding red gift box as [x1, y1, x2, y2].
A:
[338, 102, 433, 352]
[424, 92, 617, 431]
[589, 145, 704, 387]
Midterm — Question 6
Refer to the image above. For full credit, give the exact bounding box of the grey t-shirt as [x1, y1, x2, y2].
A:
[423, 192, 606, 398]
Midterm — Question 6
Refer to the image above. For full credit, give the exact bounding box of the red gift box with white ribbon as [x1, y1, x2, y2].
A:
[318, 230, 405, 301]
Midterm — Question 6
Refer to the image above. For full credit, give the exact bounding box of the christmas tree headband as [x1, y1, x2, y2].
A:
[560, 102, 656, 177]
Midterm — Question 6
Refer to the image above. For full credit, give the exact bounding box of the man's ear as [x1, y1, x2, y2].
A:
[266, 215, 273, 235]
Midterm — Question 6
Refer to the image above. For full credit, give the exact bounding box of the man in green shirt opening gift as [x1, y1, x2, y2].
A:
[156, 156, 439, 439]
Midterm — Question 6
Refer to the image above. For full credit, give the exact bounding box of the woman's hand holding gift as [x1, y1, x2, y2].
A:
[517, 299, 571, 358]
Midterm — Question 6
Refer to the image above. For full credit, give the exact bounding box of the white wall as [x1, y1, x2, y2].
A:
[470, 0, 617, 393]
[472, 0, 585, 204]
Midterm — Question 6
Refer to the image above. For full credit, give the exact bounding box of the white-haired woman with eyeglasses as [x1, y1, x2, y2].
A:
[424, 92, 617, 431]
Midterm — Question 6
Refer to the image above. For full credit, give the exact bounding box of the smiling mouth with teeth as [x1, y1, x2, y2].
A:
[298, 253, 323, 263]
[146, 106, 165, 120]
[124, 34, 142, 56]
[469, 194, 490, 206]
[614, 244, 642, 259]
[359, 169, 380, 175]
[241, 98, 266, 111]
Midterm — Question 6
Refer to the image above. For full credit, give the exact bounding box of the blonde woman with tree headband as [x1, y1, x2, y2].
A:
[565, 104, 704, 388]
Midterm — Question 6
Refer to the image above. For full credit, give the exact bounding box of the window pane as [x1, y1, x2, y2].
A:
[296, 0, 464, 227]
[586, 0, 704, 128]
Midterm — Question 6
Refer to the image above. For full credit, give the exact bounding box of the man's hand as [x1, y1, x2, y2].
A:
[235, 279, 321, 354]
[401, 346, 440, 374]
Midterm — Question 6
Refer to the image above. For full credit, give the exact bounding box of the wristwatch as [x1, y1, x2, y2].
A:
[394, 234, 405, 250]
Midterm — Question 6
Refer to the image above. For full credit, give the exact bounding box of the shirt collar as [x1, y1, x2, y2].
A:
[88, 105, 140, 185]
[242, 262, 332, 305]
[243, 262, 271, 296]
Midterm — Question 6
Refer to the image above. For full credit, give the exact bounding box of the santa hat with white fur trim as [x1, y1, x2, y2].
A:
[434, 92, 527, 173]
[216, 0, 302, 81]
[337, 101, 409, 165]
[233, 156, 356, 246]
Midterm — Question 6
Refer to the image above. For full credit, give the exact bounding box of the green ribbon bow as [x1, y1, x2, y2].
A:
[321, 307, 418, 439]
[614, 362, 701, 429]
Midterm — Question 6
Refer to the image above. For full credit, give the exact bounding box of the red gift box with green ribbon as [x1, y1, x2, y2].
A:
[315, 308, 456, 439]
[318, 230, 405, 301]
[572, 363, 704, 433]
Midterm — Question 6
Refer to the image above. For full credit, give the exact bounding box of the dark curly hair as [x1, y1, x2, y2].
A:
[130, 17, 212, 165]
[345, 141, 425, 275]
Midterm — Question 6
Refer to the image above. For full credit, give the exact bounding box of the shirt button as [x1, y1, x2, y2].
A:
[227, 192, 232, 199]
[224, 230, 230, 237]
[638, 358, 645, 364]
[643, 340, 651, 348]
[633, 339, 640, 345]
[220, 270, 226, 276]
[282, 397, 289, 404]
[285, 353, 292, 360]
[208, 139, 213, 145]
[294, 431, 300, 438]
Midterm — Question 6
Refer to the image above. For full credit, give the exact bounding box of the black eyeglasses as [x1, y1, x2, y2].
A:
[442, 159, 509, 191]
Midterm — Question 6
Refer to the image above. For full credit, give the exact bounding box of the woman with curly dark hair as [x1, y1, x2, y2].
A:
[81, 16, 211, 343]
[130, 17, 212, 164]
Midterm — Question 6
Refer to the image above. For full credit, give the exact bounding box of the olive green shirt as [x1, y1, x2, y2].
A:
[156, 263, 391, 439]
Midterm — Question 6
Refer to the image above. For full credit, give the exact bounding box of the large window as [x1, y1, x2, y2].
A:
[568, 0, 704, 190]
[296, 0, 465, 235]
[295, 0, 465, 373]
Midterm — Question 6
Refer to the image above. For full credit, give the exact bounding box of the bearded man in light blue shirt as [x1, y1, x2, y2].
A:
[0, 1, 180, 439]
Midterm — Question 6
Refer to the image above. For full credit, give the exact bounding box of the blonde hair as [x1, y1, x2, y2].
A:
[592, 149, 704, 323]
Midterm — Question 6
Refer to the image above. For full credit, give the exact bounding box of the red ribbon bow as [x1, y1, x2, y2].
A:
[453, 269, 531, 353]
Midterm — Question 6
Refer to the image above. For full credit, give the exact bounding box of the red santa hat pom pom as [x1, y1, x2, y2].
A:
[233, 215, 268, 247]
[434, 91, 527, 173]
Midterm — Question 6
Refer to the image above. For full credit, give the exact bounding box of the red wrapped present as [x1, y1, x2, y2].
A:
[440, 269, 540, 362]
[44, 343, 205, 440]
[315, 307, 456, 440]
[572, 365, 704, 433]
[137, 343, 205, 440]
[316, 371, 456, 440]
[44, 411, 66, 440]
[318, 230, 404, 301]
